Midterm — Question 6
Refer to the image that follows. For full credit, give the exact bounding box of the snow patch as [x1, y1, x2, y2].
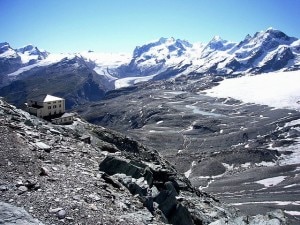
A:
[255, 176, 286, 188]
[206, 71, 300, 111]
[7, 53, 73, 77]
[222, 163, 234, 171]
[241, 162, 251, 168]
[184, 161, 196, 178]
[115, 74, 156, 89]
[206, 70, 300, 167]
[284, 184, 298, 189]
[184, 168, 192, 178]
[255, 161, 276, 167]
[274, 118, 300, 166]
[80, 51, 130, 66]
[80, 51, 131, 80]
[285, 118, 300, 127]
[231, 201, 300, 206]
[277, 139, 300, 165]
[284, 210, 300, 216]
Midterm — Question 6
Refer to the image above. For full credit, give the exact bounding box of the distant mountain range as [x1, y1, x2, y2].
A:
[0, 28, 299, 108]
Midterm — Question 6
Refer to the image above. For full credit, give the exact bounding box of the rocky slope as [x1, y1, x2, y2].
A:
[0, 98, 288, 224]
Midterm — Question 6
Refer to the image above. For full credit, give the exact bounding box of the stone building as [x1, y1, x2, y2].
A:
[26, 94, 65, 118]
[51, 112, 75, 125]
[26, 94, 74, 124]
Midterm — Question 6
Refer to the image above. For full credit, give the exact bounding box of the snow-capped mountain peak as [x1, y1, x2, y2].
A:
[16, 44, 49, 58]
[133, 37, 193, 58]
[0, 28, 299, 91]
[17, 44, 36, 53]
[0, 42, 19, 59]
[211, 35, 223, 42]
[159, 37, 174, 44]
[244, 34, 252, 40]
[16, 44, 49, 62]
[204, 36, 236, 52]
[253, 28, 296, 44]
[265, 27, 287, 37]
[0, 42, 11, 52]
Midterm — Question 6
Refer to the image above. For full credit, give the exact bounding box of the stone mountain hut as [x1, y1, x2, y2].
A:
[26, 94, 74, 124]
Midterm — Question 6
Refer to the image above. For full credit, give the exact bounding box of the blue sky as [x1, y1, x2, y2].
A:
[1, 0, 299, 53]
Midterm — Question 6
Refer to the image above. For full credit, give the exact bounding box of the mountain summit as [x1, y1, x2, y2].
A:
[17, 44, 49, 61]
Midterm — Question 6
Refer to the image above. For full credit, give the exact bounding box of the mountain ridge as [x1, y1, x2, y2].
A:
[0, 28, 299, 108]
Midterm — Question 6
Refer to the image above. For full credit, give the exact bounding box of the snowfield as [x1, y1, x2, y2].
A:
[80, 51, 131, 80]
[205, 70, 300, 111]
[255, 176, 286, 188]
[7, 53, 74, 77]
[206, 70, 300, 168]
[115, 74, 156, 89]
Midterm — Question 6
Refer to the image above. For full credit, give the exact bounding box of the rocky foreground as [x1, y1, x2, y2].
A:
[0, 97, 287, 225]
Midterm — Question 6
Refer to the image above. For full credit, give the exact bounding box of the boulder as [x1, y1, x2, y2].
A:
[35, 142, 51, 152]
[99, 155, 195, 225]
[169, 204, 194, 225]
[99, 156, 144, 179]
[79, 135, 91, 144]
[120, 175, 149, 196]
[154, 190, 177, 217]
[0, 202, 44, 225]
[154, 190, 194, 225]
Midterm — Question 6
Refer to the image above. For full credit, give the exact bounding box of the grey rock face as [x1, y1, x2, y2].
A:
[100, 156, 145, 179]
[99, 155, 195, 225]
[99, 153, 288, 225]
[0, 202, 44, 225]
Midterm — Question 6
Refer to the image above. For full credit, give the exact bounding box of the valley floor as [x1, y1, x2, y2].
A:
[81, 71, 300, 224]
[204, 70, 300, 224]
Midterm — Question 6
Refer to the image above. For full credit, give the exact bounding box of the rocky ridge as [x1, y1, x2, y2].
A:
[0, 98, 287, 224]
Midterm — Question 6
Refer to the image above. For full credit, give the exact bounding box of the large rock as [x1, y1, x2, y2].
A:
[154, 187, 194, 225]
[99, 156, 146, 180]
[0, 202, 44, 225]
[99, 155, 195, 225]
